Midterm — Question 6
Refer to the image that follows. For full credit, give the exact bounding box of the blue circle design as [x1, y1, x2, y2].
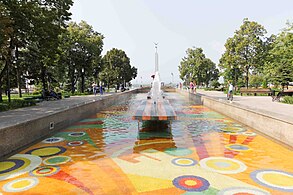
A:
[0, 159, 25, 174]
[171, 158, 197, 167]
[250, 169, 293, 192]
[172, 175, 210, 192]
[165, 148, 193, 156]
[68, 132, 86, 137]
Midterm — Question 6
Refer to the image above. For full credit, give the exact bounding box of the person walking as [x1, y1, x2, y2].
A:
[227, 81, 234, 101]
[99, 82, 103, 96]
[92, 82, 97, 96]
[189, 81, 194, 93]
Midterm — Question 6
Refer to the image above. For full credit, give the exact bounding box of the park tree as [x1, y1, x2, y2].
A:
[26, 0, 73, 92]
[219, 18, 268, 88]
[202, 58, 219, 87]
[178, 47, 218, 87]
[100, 48, 137, 90]
[0, 0, 73, 100]
[57, 21, 104, 94]
[264, 22, 293, 89]
[0, 2, 13, 101]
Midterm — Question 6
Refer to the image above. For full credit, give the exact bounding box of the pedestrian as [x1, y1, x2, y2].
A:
[92, 82, 97, 96]
[194, 81, 197, 93]
[179, 82, 182, 90]
[189, 81, 194, 93]
[99, 82, 103, 95]
[227, 80, 234, 100]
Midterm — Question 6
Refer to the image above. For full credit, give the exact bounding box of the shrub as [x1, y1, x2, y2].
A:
[210, 80, 220, 89]
[0, 99, 36, 112]
[282, 96, 293, 104]
[0, 103, 9, 111]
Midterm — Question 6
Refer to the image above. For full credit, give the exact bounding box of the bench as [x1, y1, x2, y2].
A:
[272, 90, 293, 102]
[239, 88, 275, 96]
[132, 99, 177, 121]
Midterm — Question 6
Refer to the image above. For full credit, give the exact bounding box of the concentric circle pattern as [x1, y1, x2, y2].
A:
[43, 156, 71, 165]
[171, 158, 197, 167]
[3, 177, 39, 192]
[68, 132, 86, 137]
[172, 175, 210, 191]
[30, 166, 60, 177]
[250, 169, 293, 192]
[0, 154, 42, 181]
[67, 141, 84, 146]
[218, 187, 270, 195]
[42, 137, 64, 144]
[199, 157, 247, 174]
[26, 146, 66, 157]
[225, 144, 251, 152]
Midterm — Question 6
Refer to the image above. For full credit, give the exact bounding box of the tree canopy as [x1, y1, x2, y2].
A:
[264, 23, 293, 88]
[179, 47, 218, 87]
[219, 18, 268, 88]
[100, 48, 137, 90]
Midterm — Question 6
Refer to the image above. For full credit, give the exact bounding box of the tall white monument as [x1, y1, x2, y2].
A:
[151, 43, 163, 104]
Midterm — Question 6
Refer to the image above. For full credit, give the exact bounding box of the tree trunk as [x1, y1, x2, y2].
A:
[41, 65, 47, 91]
[81, 72, 84, 93]
[246, 66, 249, 89]
[16, 66, 22, 98]
[0, 79, 2, 102]
[6, 60, 11, 103]
[71, 69, 75, 94]
[0, 62, 7, 102]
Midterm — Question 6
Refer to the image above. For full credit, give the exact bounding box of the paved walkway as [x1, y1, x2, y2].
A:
[0, 93, 113, 129]
[196, 89, 293, 124]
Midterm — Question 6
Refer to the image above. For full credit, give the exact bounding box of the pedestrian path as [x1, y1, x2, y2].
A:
[0, 94, 112, 129]
[196, 89, 293, 124]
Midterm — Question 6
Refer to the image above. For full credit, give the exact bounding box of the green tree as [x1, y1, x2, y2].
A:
[202, 58, 219, 87]
[57, 21, 104, 94]
[100, 48, 137, 90]
[0, 0, 73, 100]
[178, 47, 218, 87]
[0, 2, 13, 101]
[219, 18, 268, 88]
[265, 22, 293, 89]
[249, 74, 264, 88]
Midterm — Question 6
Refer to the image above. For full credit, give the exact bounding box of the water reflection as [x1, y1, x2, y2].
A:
[0, 93, 292, 194]
[134, 121, 176, 153]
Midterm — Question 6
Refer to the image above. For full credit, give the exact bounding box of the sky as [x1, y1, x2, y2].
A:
[70, 0, 293, 84]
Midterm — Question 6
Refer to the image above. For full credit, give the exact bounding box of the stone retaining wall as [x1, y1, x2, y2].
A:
[0, 90, 135, 159]
[177, 89, 293, 148]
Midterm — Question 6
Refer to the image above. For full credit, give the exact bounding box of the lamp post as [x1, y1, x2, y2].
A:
[81, 67, 85, 93]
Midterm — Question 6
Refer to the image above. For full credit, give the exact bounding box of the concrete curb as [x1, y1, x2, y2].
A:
[0, 90, 136, 159]
[176, 89, 293, 148]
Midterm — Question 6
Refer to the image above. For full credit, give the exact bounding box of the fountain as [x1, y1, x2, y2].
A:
[133, 44, 177, 125]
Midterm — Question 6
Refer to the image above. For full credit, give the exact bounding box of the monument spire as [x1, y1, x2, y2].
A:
[154, 43, 158, 72]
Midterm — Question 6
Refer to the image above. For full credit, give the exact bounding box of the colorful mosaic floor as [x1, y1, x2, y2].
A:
[0, 93, 293, 194]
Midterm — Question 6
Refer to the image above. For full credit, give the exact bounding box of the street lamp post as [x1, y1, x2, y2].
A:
[81, 67, 85, 93]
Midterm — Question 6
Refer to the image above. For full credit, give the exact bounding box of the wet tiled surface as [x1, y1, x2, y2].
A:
[0, 93, 292, 194]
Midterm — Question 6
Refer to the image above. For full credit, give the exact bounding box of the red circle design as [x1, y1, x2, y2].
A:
[178, 177, 203, 188]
